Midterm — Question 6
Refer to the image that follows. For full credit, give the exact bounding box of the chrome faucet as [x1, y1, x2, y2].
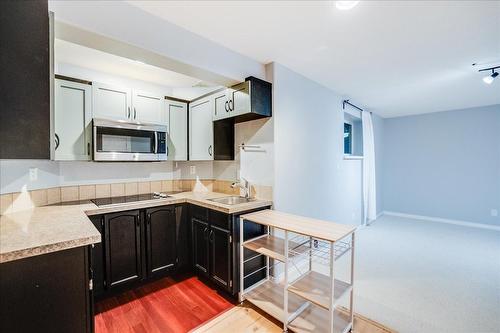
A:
[231, 177, 250, 198]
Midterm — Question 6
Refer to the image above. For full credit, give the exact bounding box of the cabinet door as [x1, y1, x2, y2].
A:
[191, 218, 209, 276]
[0, 0, 50, 159]
[132, 90, 163, 124]
[166, 99, 188, 161]
[175, 205, 190, 269]
[146, 207, 177, 277]
[228, 81, 250, 117]
[213, 90, 230, 121]
[54, 79, 92, 160]
[209, 225, 232, 290]
[0, 247, 91, 333]
[189, 98, 214, 160]
[93, 82, 131, 121]
[89, 215, 105, 297]
[104, 210, 142, 289]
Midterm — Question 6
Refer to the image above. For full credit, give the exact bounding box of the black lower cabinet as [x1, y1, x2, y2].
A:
[192, 218, 210, 276]
[91, 205, 188, 299]
[91, 203, 270, 301]
[104, 210, 143, 290]
[89, 215, 105, 297]
[209, 224, 232, 289]
[189, 205, 271, 295]
[146, 206, 177, 277]
[0, 247, 93, 333]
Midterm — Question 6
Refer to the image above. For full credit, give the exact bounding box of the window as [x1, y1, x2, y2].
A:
[343, 112, 363, 157]
[344, 123, 352, 155]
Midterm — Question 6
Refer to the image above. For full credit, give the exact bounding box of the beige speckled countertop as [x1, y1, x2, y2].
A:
[0, 191, 272, 263]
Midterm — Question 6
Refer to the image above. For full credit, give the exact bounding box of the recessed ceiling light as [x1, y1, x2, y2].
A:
[335, 1, 360, 10]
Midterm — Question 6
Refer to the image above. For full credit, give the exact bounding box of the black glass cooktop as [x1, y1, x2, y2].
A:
[91, 192, 177, 207]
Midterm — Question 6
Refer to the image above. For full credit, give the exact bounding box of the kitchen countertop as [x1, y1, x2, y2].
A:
[0, 191, 273, 264]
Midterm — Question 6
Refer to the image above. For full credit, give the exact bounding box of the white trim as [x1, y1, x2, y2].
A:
[382, 211, 500, 231]
[343, 155, 363, 160]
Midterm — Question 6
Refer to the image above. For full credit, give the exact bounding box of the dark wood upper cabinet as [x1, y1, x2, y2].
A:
[0, 0, 51, 159]
[104, 210, 143, 289]
[233, 76, 272, 123]
[145, 206, 177, 277]
[213, 118, 235, 160]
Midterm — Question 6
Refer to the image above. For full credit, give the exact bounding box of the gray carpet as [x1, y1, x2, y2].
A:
[347, 215, 500, 332]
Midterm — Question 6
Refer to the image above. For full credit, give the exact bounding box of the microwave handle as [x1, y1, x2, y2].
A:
[153, 132, 158, 154]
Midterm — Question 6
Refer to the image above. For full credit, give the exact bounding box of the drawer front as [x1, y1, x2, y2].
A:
[209, 209, 231, 230]
[190, 204, 208, 221]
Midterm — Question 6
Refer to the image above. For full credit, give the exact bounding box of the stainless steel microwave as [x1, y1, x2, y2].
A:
[92, 119, 167, 161]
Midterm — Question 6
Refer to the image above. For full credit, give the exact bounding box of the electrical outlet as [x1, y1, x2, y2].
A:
[190, 166, 196, 175]
[29, 168, 38, 181]
[491, 209, 498, 217]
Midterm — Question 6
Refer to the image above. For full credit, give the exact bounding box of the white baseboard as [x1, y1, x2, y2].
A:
[362, 211, 384, 227]
[382, 211, 500, 231]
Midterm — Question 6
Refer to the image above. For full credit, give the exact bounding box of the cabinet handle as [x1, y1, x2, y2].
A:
[147, 213, 151, 225]
[128, 107, 131, 119]
[54, 133, 60, 150]
[136, 215, 140, 227]
[225, 101, 229, 112]
[134, 107, 137, 119]
[203, 227, 208, 240]
[209, 230, 214, 243]
[87, 142, 91, 156]
[228, 100, 233, 111]
[208, 145, 212, 156]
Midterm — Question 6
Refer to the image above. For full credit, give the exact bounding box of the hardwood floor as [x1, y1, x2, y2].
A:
[94, 276, 233, 333]
[194, 303, 397, 333]
[95, 275, 395, 333]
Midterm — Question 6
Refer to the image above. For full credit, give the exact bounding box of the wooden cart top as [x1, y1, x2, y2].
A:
[240, 209, 356, 242]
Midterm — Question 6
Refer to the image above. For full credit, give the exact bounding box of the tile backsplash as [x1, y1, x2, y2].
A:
[0, 179, 273, 215]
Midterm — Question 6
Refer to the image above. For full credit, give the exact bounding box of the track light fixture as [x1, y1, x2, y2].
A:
[478, 66, 500, 85]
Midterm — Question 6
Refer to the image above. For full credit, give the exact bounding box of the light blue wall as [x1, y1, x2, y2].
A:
[383, 104, 500, 226]
[273, 63, 363, 225]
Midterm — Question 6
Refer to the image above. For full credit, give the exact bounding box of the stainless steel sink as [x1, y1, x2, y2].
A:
[208, 196, 255, 205]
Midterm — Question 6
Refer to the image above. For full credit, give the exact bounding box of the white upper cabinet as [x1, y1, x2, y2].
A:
[92, 82, 132, 121]
[213, 89, 230, 121]
[132, 90, 163, 124]
[165, 98, 188, 161]
[92, 82, 164, 124]
[54, 79, 92, 160]
[189, 97, 214, 161]
[210, 77, 271, 122]
[228, 81, 250, 117]
[212, 81, 250, 121]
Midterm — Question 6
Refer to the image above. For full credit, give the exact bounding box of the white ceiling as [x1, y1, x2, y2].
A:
[55, 39, 216, 89]
[128, 0, 500, 117]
